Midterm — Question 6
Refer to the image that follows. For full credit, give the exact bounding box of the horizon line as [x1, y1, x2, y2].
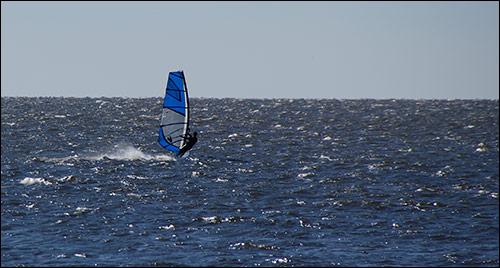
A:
[1, 95, 498, 101]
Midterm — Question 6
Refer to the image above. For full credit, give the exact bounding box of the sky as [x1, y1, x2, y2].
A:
[1, 1, 499, 99]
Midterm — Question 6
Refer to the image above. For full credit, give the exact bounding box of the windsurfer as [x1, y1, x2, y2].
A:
[177, 130, 198, 157]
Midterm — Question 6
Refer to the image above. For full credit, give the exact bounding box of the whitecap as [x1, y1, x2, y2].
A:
[231, 242, 278, 250]
[299, 219, 312, 228]
[271, 258, 289, 264]
[322, 136, 332, 141]
[201, 216, 220, 224]
[435, 165, 453, 176]
[126, 175, 148, 180]
[435, 170, 446, 177]
[228, 133, 238, 138]
[319, 155, 332, 161]
[86, 144, 175, 162]
[56, 175, 76, 182]
[297, 172, 314, 178]
[74, 207, 93, 214]
[159, 224, 175, 230]
[19, 177, 52, 186]
[475, 143, 487, 152]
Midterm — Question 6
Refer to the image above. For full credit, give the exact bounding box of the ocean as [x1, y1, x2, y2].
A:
[1, 97, 498, 266]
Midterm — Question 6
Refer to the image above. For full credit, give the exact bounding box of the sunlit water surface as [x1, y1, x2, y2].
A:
[1, 97, 498, 266]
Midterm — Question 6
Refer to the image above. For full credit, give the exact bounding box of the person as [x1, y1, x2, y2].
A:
[177, 130, 198, 157]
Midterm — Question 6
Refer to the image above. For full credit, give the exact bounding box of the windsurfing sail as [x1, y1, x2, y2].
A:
[158, 71, 190, 154]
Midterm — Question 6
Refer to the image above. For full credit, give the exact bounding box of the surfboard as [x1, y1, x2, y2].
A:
[158, 71, 190, 155]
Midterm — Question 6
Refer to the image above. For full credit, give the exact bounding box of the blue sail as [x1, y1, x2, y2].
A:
[158, 71, 190, 154]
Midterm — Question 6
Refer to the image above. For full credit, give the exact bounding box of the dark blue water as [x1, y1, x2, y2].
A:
[1, 97, 498, 267]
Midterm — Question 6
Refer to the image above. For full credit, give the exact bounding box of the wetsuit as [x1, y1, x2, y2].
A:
[177, 133, 198, 157]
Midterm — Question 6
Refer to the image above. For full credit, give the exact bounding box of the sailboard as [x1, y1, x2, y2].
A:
[158, 71, 190, 155]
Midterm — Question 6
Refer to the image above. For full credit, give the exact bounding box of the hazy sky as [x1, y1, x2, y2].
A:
[1, 1, 499, 99]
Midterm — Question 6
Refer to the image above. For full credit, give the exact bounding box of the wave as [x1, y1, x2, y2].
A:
[19, 177, 52, 186]
[86, 144, 175, 161]
[35, 144, 176, 163]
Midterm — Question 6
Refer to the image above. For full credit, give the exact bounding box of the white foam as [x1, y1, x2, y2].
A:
[126, 175, 148, 180]
[19, 177, 52, 186]
[201, 216, 219, 223]
[86, 144, 175, 161]
[475, 143, 487, 152]
[297, 172, 314, 178]
[237, 168, 254, 173]
[74, 207, 93, 214]
[159, 224, 175, 230]
[39, 144, 175, 163]
[319, 155, 332, 161]
[271, 258, 289, 264]
[56, 175, 76, 182]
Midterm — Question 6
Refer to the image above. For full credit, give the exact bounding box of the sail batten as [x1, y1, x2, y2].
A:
[158, 71, 190, 154]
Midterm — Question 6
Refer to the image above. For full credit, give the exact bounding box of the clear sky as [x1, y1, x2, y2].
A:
[1, 1, 499, 99]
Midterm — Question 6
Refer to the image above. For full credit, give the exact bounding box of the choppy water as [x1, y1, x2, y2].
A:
[1, 97, 499, 267]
